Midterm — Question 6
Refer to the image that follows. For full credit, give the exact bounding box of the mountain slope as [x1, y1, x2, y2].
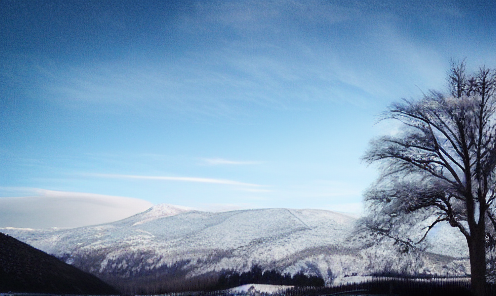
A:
[0, 232, 119, 294]
[2, 205, 470, 293]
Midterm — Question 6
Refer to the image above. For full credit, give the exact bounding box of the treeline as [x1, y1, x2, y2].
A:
[293, 278, 496, 296]
[103, 265, 324, 295]
[202, 277, 496, 296]
[211, 265, 324, 291]
[288, 278, 474, 296]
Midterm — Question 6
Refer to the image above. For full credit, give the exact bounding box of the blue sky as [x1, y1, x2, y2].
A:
[1, 0, 496, 227]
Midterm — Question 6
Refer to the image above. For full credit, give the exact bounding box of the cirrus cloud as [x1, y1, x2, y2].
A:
[90, 173, 265, 187]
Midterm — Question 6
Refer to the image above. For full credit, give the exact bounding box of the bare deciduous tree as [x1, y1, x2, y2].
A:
[362, 62, 496, 296]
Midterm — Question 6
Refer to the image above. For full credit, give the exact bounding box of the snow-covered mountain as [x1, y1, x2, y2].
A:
[1, 204, 470, 293]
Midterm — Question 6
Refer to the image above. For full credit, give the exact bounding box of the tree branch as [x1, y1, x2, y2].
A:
[416, 216, 448, 244]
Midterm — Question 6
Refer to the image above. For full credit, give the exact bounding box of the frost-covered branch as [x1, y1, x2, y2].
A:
[362, 62, 496, 296]
[416, 216, 448, 244]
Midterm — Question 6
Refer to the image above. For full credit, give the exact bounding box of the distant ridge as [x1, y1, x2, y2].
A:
[0, 232, 119, 294]
[2, 204, 469, 294]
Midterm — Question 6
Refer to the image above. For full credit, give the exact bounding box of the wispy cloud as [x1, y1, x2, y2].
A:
[16, 1, 380, 118]
[202, 158, 262, 165]
[0, 187, 153, 204]
[90, 173, 264, 187]
[0, 188, 153, 228]
[235, 188, 273, 193]
[0, 187, 60, 197]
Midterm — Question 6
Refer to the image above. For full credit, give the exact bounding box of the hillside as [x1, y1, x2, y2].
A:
[0, 232, 119, 294]
[2, 204, 470, 294]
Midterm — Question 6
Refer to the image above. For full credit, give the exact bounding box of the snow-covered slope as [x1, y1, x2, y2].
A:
[1, 204, 469, 292]
[130, 203, 191, 226]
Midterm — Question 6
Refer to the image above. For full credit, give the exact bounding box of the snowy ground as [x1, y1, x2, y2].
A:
[228, 284, 294, 294]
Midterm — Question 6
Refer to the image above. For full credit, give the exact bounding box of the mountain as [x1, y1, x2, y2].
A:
[0, 232, 119, 294]
[128, 203, 192, 226]
[2, 204, 470, 294]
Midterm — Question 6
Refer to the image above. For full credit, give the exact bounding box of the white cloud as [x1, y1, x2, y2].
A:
[203, 158, 262, 165]
[0, 188, 153, 229]
[91, 173, 264, 187]
[235, 188, 273, 193]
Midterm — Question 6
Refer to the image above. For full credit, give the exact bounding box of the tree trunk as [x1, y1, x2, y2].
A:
[468, 231, 487, 296]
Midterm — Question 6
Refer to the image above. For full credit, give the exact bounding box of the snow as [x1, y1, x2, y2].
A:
[425, 222, 468, 258]
[0, 204, 470, 286]
[229, 284, 293, 294]
[332, 275, 374, 286]
[131, 204, 191, 226]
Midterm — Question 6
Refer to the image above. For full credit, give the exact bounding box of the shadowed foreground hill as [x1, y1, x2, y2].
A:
[0, 232, 119, 294]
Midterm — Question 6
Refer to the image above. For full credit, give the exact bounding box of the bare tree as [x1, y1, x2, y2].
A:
[362, 62, 496, 296]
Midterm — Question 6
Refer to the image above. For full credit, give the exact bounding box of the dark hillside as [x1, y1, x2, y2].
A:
[0, 232, 119, 294]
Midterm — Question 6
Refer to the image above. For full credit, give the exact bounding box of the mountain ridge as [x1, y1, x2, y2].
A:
[2, 204, 469, 294]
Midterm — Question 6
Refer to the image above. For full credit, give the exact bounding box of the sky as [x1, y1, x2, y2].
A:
[1, 0, 496, 228]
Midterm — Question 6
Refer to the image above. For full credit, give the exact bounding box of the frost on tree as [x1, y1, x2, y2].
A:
[362, 62, 496, 296]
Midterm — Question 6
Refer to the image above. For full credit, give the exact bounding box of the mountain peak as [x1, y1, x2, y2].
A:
[132, 203, 191, 226]
[3, 207, 469, 294]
